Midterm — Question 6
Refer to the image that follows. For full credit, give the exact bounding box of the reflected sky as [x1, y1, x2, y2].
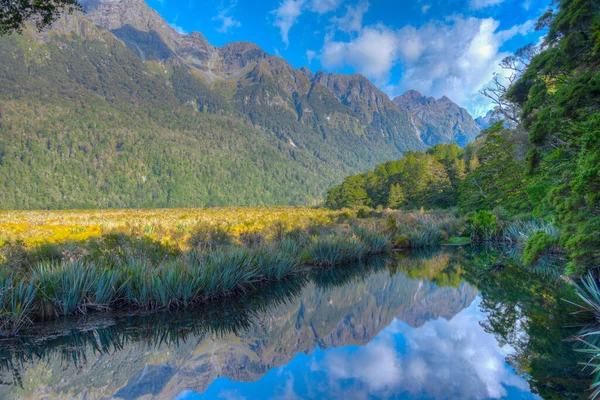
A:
[179, 297, 537, 400]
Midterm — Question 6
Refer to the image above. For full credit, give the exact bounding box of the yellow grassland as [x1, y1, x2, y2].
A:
[0, 207, 349, 248]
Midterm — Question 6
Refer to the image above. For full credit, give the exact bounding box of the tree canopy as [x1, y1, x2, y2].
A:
[0, 0, 81, 35]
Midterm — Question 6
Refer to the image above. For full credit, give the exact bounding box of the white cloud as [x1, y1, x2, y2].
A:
[312, 298, 533, 399]
[393, 16, 535, 116]
[320, 24, 398, 82]
[306, 49, 317, 63]
[271, 0, 306, 46]
[213, 2, 241, 33]
[330, 1, 369, 33]
[421, 4, 431, 14]
[169, 22, 187, 35]
[169, 16, 187, 34]
[469, 0, 505, 9]
[308, 0, 343, 14]
[271, 0, 344, 45]
[316, 8, 535, 115]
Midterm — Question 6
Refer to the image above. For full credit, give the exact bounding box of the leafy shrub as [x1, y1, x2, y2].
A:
[522, 231, 559, 266]
[467, 210, 497, 242]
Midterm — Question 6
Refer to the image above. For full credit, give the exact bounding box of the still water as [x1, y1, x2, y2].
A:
[0, 248, 591, 399]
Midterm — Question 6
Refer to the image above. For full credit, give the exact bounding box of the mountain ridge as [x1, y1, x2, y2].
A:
[0, 0, 481, 209]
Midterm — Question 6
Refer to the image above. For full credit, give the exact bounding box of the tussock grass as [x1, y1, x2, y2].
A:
[569, 274, 600, 399]
[0, 211, 393, 336]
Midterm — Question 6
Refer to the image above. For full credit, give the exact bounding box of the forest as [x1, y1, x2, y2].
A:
[327, 0, 600, 276]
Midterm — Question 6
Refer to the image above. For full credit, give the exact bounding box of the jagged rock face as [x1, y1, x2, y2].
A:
[313, 71, 394, 120]
[393, 90, 481, 147]
[76, 0, 467, 151]
[217, 42, 269, 73]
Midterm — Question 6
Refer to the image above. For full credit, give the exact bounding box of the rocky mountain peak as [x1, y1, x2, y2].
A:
[393, 91, 481, 147]
[298, 66, 314, 80]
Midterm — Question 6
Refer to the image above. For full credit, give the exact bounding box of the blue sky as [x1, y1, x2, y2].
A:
[147, 0, 549, 117]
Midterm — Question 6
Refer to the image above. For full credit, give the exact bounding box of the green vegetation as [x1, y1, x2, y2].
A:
[327, 0, 600, 277]
[0, 215, 395, 336]
[325, 2, 600, 395]
[0, 0, 81, 35]
[325, 143, 466, 209]
[0, 20, 419, 209]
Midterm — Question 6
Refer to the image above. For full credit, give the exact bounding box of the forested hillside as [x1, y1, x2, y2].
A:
[327, 0, 600, 273]
[0, 0, 482, 209]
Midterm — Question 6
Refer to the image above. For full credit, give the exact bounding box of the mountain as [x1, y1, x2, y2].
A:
[0, 0, 475, 209]
[475, 109, 495, 129]
[393, 90, 481, 147]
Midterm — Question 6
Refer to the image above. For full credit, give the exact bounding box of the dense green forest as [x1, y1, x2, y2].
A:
[0, 19, 413, 209]
[327, 0, 600, 274]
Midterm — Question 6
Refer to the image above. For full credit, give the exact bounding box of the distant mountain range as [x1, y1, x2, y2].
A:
[393, 90, 481, 147]
[0, 0, 483, 209]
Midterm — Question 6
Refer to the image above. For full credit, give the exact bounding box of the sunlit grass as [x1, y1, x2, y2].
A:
[0, 207, 345, 249]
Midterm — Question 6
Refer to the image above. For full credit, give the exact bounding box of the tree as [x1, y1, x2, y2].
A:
[0, 0, 81, 35]
[387, 184, 405, 209]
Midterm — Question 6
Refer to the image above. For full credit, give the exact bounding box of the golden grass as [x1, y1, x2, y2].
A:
[0, 207, 348, 249]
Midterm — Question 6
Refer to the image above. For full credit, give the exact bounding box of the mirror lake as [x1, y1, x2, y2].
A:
[0, 247, 590, 400]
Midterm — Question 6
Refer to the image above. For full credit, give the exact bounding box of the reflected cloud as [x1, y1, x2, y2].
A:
[314, 298, 534, 399]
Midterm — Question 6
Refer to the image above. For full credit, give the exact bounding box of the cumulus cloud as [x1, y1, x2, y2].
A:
[213, 2, 241, 33]
[394, 16, 535, 116]
[320, 24, 398, 82]
[315, 8, 535, 115]
[312, 298, 532, 399]
[308, 0, 344, 14]
[330, 1, 369, 33]
[306, 49, 317, 63]
[469, 0, 505, 9]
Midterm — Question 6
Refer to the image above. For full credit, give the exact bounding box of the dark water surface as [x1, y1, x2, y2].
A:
[0, 248, 591, 399]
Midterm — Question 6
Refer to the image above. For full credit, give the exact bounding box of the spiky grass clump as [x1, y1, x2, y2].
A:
[569, 274, 600, 399]
[0, 216, 396, 336]
[501, 220, 559, 244]
[33, 260, 122, 317]
[406, 225, 445, 248]
[306, 235, 364, 267]
[255, 249, 303, 281]
[353, 227, 392, 254]
[0, 273, 37, 335]
[306, 230, 390, 267]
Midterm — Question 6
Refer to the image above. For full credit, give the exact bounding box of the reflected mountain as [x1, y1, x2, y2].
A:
[0, 255, 477, 399]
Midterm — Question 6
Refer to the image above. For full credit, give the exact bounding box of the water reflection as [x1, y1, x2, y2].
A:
[0, 248, 590, 399]
[185, 297, 533, 400]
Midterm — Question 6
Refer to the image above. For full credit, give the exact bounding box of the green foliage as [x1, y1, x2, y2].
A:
[457, 125, 532, 214]
[0, 220, 395, 335]
[0, 29, 415, 209]
[326, 144, 463, 210]
[0, 273, 36, 335]
[0, 0, 81, 35]
[448, 236, 471, 245]
[467, 210, 497, 242]
[521, 231, 559, 266]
